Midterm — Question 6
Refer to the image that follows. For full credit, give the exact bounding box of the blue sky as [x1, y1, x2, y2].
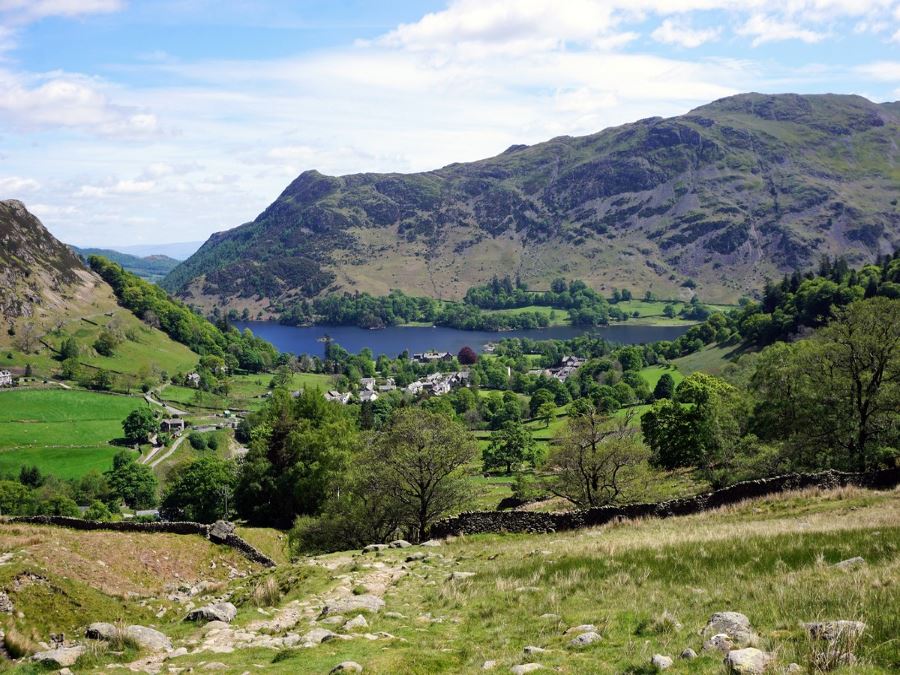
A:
[1, 0, 898, 248]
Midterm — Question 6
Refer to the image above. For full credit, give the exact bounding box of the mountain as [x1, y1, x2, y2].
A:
[0, 200, 114, 331]
[115, 241, 204, 260]
[71, 247, 180, 283]
[163, 93, 900, 314]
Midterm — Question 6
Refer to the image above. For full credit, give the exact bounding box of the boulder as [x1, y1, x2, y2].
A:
[680, 648, 698, 660]
[124, 625, 172, 652]
[389, 540, 412, 548]
[523, 646, 546, 655]
[448, 572, 476, 581]
[510, 665, 543, 674]
[185, 602, 237, 624]
[482, 660, 497, 670]
[804, 620, 866, 641]
[85, 622, 119, 641]
[406, 552, 427, 562]
[420, 539, 442, 547]
[569, 631, 601, 647]
[833, 557, 865, 569]
[564, 624, 596, 635]
[208, 520, 235, 543]
[385, 612, 406, 619]
[302, 628, 337, 644]
[725, 648, 773, 674]
[0, 591, 13, 614]
[330, 662, 363, 673]
[703, 612, 756, 647]
[344, 615, 369, 631]
[31, 646, 85, 668]
[651, 654, 673, 670]
[320, 595, 385, 617]
[786, 664, 802, 673]
[202, 663, 228, 670]
[703, 633, 734, 653]
[362, 544, 388, 554]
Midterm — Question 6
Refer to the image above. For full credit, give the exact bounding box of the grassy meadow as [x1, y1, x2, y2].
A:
[0, 389, 145, 479]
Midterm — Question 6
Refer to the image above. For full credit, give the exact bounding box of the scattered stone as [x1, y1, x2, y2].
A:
[510, 664, 543, 674]
[564, 624, 596, 635]
[420, 539, 442, 547]
[804, 620, 866, 641]
[569, 631, 601, 647]
[85, 622, 118, 641]
[208, 520, 235, 543]
[321, 615, 345, 625]
[320, 594, 384, 616]
[785, 664, 802, 673]
[59, 669, 73, 675]
[167, 647, 189, 659]
[406, 552, 427, 562]
[703, 612, 756, 647]
[203, 620, 232, 633]
[482, 660, 497, 670]
[725, 648, 773, 674]
[833, 557, 865, 569]
[447, 572, 476, 581]
[651, 654, 673, 670]
[680, 648, 698, 660]
[385, 612, 407, 619]
[185, 602, 237, 624]
[31, 646, 85, 668]
[523, 646, 546, 655]
[344, 615, 369, 631]
[362, 544, 388, 554]
[0, 591, 13, 614]
[389, 540, 412, 548]
[124, 625, 172, 652]
[202, 662, 228, 670]
[302, 628, 337, 644]
[330, 661, 363, 673]
[703, 633, 734, 653]
[539, 613, 559, 621]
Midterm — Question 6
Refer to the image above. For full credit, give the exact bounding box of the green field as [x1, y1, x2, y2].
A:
[637, 364, 684, 390]
[0, 389, 146, 478]
[158, 372, 336, 412]
[671, 343, 742, 376]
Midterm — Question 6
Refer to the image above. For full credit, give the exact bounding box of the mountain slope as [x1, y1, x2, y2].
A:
[71, 246, 179, 283]
[164, 93, 900, 311]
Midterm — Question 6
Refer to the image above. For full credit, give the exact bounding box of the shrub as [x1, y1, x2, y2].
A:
[206, 435, 219, 451]
[188, 432, 206, 450]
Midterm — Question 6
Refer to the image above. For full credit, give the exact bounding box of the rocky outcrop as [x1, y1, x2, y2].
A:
[185, 602, 238, 624]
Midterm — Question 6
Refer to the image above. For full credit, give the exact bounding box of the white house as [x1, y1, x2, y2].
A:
[0, 370, 12, 387]
[359, 389, 379, 403]
[186, 372, 201, 387]
[324, 390, 352, 404]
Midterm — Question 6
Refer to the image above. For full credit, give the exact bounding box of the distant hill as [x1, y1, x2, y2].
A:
[0, 200, 114, 331]
[71, 247, 179, 283]
[115, 241, 204, 260]
[163, 93, 900, 315]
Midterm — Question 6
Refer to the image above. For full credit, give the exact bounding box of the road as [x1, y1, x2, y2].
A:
[144, 393, 189, 417]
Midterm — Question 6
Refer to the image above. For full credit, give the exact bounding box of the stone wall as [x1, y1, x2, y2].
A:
[7, 516, 277, 567]
[429, 468, 900, 539]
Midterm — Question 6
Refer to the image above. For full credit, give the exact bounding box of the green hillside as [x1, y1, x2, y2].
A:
[72, 247, 179, 283]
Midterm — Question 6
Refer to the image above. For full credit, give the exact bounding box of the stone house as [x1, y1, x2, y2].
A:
[0, 370, 12, 387]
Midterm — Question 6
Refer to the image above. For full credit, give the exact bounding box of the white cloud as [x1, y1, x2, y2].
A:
[856, 61, 900, 81]
[652, 18, 721, 48]
[0, 0, 123, 23]
[0, 175, 40, 193]
[737, 14, 829, 46]
[77, 179, 156, 198]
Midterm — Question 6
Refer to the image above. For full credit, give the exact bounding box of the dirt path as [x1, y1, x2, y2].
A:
[149, 434, 186, 468]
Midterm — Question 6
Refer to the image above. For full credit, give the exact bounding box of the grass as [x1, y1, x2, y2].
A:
[157, 372, 335, 412]
[671, 343, 741, 376]
[30, 485, 892, 674]
[0, 389, 147, 478]
[638, 364, 684, 390]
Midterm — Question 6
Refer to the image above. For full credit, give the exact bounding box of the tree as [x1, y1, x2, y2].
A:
[59, 336, 79, 360]
[546, 405, 649, 508]
[90, 369, 115, 391]
[61, 356, 81, 380]
[84, 500, 113, 521]
[0, 480, 34, 515]
[122, 407, 159, 444]
[751, 297, 900, 471]
[663, 304, 677, 318]
[457, 346, 478, 365]
[162, 456, 237, 523]
[188, 432, 207, 450]
[19, 465, 43, 487]
[529, 388, 555, 417]
[653, 373, 676, 400]
[93, 330, 120, 357]
[483, 420, 541, 474]
[369, 408, 476, 540]
[537, 401, 556, 428]
[105, 451, 158, 509]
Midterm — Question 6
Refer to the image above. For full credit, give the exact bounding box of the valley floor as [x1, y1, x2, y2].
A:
[1, 485, 898, 673]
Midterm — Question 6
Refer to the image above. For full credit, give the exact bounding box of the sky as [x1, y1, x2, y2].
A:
[1, 0, 899, 248]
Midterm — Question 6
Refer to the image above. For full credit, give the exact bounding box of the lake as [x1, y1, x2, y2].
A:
[233, 321, 691, 357]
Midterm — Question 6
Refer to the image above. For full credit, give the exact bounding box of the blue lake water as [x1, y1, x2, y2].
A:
[233, 321, 691, 358]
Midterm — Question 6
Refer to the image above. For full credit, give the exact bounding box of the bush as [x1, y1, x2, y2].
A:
[188, 432, 206, 450]
[206, 435, 219, 451]
[84, 500, 113, 521]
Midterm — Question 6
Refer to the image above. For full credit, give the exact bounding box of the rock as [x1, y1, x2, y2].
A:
[330, 661, 363, 673]
[564, 624, 596, 635]
[385, 612, 406, 619]
[482, 660, 497, 670]
[302, 628, 337, 644]
[510, 665, 543, 674]
[539, 613, 559, 621]
[85, 622, 119, 641]
[833, 556, 865, 569]
[785, 664, 802, 673]
[703, 633, 734, 653]
[185, 602, 237, 624]
[362, 544, 388, 553]
[523, 646, 546, 655]
[389, 540, 411, 548]
[59, 669, 73, 675]
[203, 620, 232, 632]
[124, 625, 172, 652]
[31, 646, 85, 668]
[448, 572, 476, 581]
[208, 520, 235, 543]
[0, 591, 13, 614]
[420, 539, 442, 547]
[406, 552, 427, 562]
[680, 648, 698, 660]
[202, 662, 228, 670]
[320, 594, 385, 616]
[703, 612, 756, 647]
[804, 620, 866, 641]
[725, 647, 773, 674]
[167, 647, 189, 659]
[651, 654, 674, 670]
[344, 615, 369, 631]
[569, 631, 601, 647]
